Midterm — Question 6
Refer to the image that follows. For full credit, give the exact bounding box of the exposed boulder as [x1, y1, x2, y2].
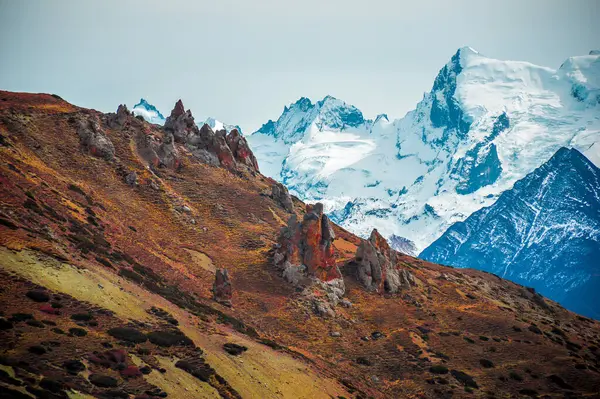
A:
[226, 129, 259, 171]
[213, 268, 233, 306]
[156, 131, 180, 169]
[125, 171, 137, 186]
[107, 104, 131, 128]
[271, 182, 294, 212]
[353, 229, 417, 293]
[134, 126, 181, 170]
[76, 116, 115, 161]
[134, 128, 161, 167]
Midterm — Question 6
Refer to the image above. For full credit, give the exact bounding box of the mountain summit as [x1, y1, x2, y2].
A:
[421, 147, 600, 319]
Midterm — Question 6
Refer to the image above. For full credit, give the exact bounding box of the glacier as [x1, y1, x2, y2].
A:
[420, 147, 600, 319]
[246, 48, 600, 251]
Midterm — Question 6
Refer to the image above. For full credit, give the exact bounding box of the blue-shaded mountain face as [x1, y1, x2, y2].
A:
[420, 147, 600, 319]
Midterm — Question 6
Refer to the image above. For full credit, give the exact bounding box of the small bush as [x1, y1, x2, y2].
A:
[451, 370, 478, 389]
[430, 365, 449, 374]
[509, 371, 523, 381]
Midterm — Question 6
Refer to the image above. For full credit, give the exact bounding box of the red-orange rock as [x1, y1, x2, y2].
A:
[274, 203, 340, 283]
[164, 99, 198, 143]
[39, 304, 59, 315]
[226, 129, 259, 172]
[171, 100, 185, 119]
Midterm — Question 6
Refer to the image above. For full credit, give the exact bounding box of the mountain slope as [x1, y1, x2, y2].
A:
[420, 147, 600, 319]
[1, 91, 600, 398]
[247, 48, 600, 251]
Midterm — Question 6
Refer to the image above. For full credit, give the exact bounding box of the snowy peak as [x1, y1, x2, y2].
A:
[205, 117, 244, 135]
[132, 98, 166, 125]
[252, 95, 367, 143]
[429, 47, 473, 136]
[314, 95, 365, 131]
[559, 52, 600, 107]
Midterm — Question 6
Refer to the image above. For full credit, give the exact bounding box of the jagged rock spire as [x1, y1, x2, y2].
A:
[353, 229, 416, 294]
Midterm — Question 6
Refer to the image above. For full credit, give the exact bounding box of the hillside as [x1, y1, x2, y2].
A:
[1, 91, 600, 398]
[421, 147, 600, 320]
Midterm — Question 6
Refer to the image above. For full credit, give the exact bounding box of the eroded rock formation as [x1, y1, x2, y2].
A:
[76, 116, 115, 161]
[106, 104, 131, 128]
[164, 99, 195, 143]
[274, 203, 340, 282]
[162, 100, 258, 172]
[226, 129, 259, 171]
[274, 203, 344, 317]
[271, 181, 294, 212]
[353, 229, 417, 293]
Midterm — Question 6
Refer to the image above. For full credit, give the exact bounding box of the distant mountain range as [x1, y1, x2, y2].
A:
[421, 147, 600, 319]
[246, 48, 600, 252]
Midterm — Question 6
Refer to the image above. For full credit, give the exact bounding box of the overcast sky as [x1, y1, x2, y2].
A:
[1, 0, 598, 132]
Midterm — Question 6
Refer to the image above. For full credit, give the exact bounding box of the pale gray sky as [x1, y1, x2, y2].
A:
[1, 0, 598, 132]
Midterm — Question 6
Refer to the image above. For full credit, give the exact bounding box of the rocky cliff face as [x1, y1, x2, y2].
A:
[421, 147, 600, 319]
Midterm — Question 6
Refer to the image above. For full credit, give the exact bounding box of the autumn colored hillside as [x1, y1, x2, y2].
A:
[1, 90, 599, 399]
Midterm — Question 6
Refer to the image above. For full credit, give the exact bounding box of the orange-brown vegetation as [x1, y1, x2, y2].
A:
[1, 91, 599, 398]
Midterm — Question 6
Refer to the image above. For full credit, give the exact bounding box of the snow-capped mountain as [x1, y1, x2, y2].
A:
[131, 99, 242, 133]
[247, 48, 600, 251]
[420, 147, 600, 319]
[132, 99, 166, 125]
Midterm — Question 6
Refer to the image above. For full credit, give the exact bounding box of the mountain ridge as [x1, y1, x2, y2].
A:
[420, 147, 600, 319]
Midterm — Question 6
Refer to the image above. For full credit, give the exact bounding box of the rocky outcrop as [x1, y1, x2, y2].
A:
[156, 131, 180, 169]
[353, 229, 417, 294]
[76, 117, 115, 161]
[274, 203, 340, 282]
[164, 100, 197, 143]
[213, 268, 232, 307]
[162, 100, 258, 172]
[274, 203, 344, 317]
[271, 182, 294, 212]
[106, 104, 131, 128]
[226, 129, 259, 171]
